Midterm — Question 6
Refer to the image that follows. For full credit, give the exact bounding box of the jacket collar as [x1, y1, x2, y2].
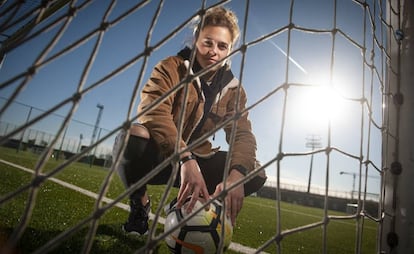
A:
[179, 47, 238, 101]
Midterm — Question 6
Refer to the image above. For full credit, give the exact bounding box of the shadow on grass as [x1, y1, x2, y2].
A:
[1, 223, 165, 254]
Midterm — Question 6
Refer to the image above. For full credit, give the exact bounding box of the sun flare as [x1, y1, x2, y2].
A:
[291, 74, 348, 133]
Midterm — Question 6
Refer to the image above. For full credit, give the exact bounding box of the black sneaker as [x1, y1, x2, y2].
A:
[123, 199, 150, 235]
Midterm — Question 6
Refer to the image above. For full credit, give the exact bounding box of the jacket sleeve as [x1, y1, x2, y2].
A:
[223, 86, 258, 172]
[137, 57, 187, 156]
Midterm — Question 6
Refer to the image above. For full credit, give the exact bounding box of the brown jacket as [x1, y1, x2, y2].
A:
[138, 55, 258, 172]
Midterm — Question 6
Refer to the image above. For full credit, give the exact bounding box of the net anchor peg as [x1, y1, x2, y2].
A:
[386, 232, 399, 249]
[390, 161, 402, 175]
[395, 29, 404, 41]
[392, 92, 403, 106]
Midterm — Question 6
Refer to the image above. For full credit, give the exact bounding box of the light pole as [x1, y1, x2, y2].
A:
[89, 103, 104, 167]
[17, 106, 33, 153]
[340, 171, 357, 200]
[77, 133, 83, 153]
[56, 126, 68, 160]
[339, 171, 379, 200]
[306, 134, 322, 193]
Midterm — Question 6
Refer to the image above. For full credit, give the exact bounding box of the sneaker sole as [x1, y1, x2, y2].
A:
[122, 225, 148, 236]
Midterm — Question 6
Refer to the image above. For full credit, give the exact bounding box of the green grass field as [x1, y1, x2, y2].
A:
[0, 146, 378, 253]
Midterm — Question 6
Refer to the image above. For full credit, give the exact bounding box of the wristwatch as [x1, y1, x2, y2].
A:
[179, 154, 196, 167]
[231, 165, 248, 176]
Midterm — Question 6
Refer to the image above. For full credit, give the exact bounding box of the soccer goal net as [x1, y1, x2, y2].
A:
[0, 0, 412, 253]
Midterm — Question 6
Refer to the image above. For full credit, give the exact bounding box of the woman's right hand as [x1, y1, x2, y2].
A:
[176, 155, 210, 213]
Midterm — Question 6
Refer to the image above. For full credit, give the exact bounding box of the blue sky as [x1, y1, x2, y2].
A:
[0, 0, 384, 196]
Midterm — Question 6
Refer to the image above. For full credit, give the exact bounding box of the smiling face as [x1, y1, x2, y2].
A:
[195, 25, 232, 71]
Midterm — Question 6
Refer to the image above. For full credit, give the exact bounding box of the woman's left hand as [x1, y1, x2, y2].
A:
[212, 169, 245, 226]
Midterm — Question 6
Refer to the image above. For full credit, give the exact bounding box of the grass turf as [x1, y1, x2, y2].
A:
[0, 147, 378, 253]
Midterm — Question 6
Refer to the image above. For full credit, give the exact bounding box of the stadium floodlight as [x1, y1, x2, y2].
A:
[89, 103, 104, 167]
[306, 134, 322, 193]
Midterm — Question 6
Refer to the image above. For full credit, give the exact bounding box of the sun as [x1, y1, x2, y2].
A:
[290, 74, 348, 133]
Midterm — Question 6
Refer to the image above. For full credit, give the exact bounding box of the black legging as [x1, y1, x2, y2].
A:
[120, 135, 266, 200]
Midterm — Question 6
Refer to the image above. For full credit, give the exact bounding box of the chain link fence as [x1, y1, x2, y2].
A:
[0, 97, 113, 166]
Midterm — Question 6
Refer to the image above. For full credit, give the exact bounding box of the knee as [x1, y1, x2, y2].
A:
[130, 123, 150, 139]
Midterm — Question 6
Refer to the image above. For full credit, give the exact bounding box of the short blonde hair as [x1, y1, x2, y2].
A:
[194, 6, 240, 47]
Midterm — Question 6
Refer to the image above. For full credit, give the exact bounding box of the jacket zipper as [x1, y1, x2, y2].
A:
[183, 60, 204, 144]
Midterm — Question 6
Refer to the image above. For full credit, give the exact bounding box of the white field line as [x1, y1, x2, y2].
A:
[243, 198, 378, 231]
[1, 159, 268, 254]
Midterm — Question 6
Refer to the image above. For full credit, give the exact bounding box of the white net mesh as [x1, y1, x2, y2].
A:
[0, 0, 408, 253]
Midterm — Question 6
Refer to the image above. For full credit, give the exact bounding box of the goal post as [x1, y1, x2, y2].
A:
[382, 0, 414, 253]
